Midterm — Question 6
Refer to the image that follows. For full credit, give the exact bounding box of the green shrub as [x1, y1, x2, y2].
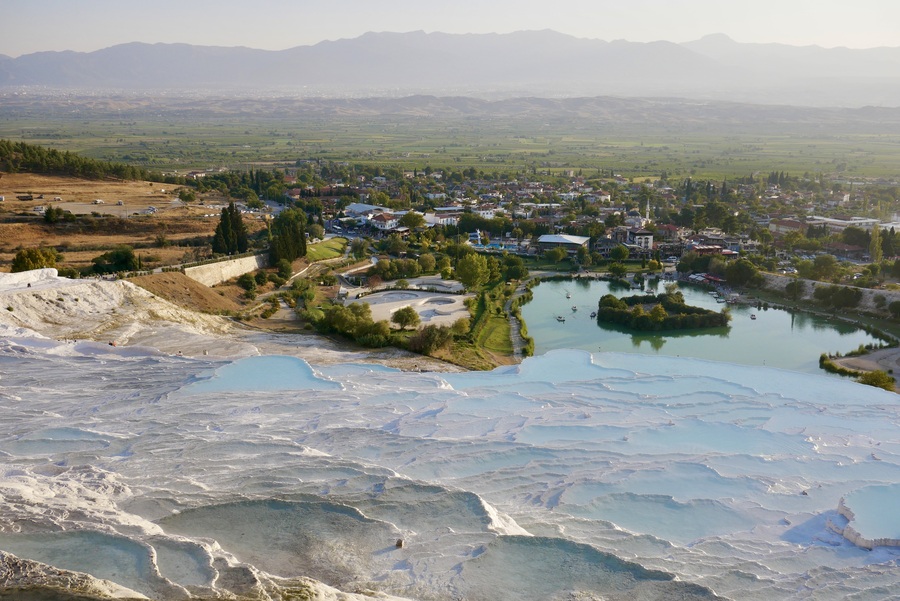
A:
[237, 273, 256, 291]
[857, 370, 895, 391]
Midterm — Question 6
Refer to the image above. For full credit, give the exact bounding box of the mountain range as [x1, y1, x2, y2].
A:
[1, 30, 899, 107]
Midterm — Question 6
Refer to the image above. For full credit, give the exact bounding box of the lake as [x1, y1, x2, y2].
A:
[520, 277, 883, 375]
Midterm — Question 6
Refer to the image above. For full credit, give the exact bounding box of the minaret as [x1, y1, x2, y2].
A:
[645, 199, 650, 222]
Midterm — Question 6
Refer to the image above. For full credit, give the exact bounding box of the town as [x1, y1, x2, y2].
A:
[183, 161, 899, 285]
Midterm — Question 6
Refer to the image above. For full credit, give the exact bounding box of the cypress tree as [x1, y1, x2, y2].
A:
[212, 202, 247, 254]
[212, 206, 232, 254]
[269, 208, 307, 264]
[229, 202, 248, 252]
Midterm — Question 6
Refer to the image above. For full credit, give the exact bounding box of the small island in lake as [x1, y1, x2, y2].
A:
[596, 288, 730, 331]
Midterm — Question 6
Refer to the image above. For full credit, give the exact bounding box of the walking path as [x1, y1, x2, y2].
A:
[505, 282, 528, 361]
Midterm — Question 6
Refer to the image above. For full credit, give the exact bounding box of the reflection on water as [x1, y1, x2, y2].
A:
[522, 278, 882, 375]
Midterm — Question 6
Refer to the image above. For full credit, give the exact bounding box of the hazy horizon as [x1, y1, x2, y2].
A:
[2, 0, 898, 57]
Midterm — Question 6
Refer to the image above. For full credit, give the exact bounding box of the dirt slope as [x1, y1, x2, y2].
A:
[129, 272, 240, 314]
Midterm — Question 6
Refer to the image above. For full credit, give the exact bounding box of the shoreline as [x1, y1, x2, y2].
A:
[521, 272, 899, 391]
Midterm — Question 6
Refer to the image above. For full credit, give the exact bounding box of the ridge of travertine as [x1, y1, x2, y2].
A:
[0, 269, 244, 356]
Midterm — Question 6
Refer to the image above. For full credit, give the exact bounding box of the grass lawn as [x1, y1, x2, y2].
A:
[306, 237, 347, 262]
[478, 314, 513, 355]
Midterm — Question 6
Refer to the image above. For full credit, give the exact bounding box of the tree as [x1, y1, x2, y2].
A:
[725, 258, 758, 287]
[609, 245, 629, 262]
[306, 223, 325, 241]
[212, 202, 248, 255]
[649, 303, 668, 322]
[350, 237, 369, 259]
[451, 317, 470, 337]
[869, 223, 883, 265]
[398, 211, 426, 229]
[782, 230, 804, 253]
[785, 279, 806, 301]
[269, 208, 307, 264]
[503, 255, 529, 281]
[392, 306, 421, 330]
[456, 253, 490, 290]
[178, 188, 196, 203]
[418, 253, 437, 273]
[276, 258, 293, 280]
[576, 245, 592, 267]
[812, 254, 839, 281]
[814, 285, 862, 310]
[237, 272, 257, 291]
[842, 226, 870, 248]
[91, 245, 138, 274]
[608, 262, 627, 279]
[544, 247, 568, 263]
[407, 324, 453, 354]
[11, 247, 61, 272]
[889, 300, 900, 318]
[44, 206, 73, 224]
[384, 233, 408, 256]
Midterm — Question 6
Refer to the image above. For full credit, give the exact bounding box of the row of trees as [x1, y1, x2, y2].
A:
[194, 168, 287, 205]
[0, 139, 151, 181]
[452, 253, 529, 289]
[370, 257, 430, 281]
[812, 284, 864, 310]
[675, 253, 763, 287]
[305, 300, 462, 355]
[11, 245, 138, 275]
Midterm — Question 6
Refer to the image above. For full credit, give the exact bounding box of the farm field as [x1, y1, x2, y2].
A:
[3, 94, 900, 181]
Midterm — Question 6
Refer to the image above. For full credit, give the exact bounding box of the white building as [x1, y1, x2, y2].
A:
[369, 213, 399, 231]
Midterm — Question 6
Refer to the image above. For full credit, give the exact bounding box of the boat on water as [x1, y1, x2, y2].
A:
[572, 305, 578, 312]
[590, 311, 597, 318]
[750, 314, 757, 320]
[556, 315, 566, 322]
[566, 291, 571, 299]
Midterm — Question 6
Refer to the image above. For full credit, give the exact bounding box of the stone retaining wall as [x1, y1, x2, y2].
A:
[184, 254, 268, 287]
[762, 273, 900, 315]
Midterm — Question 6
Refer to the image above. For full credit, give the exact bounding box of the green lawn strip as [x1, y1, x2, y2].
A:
[306, 237, 347, 262]
[478, 314, 513, 355]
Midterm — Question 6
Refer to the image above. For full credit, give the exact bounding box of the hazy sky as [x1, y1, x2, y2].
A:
[2, 0, 898, 57]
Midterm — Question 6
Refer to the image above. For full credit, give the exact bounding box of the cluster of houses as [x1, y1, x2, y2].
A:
[289, 168, 897, 263]
[332, 198, 757, 261]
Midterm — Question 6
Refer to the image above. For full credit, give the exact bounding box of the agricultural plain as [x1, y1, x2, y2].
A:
[3, 93, 900, 181]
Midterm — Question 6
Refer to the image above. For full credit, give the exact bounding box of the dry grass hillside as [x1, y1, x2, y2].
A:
[0, 173, 267, 272]
[129, 272, 242, 314]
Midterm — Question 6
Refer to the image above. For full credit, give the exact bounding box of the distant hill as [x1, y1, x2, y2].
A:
[1, 31, 899, 107]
